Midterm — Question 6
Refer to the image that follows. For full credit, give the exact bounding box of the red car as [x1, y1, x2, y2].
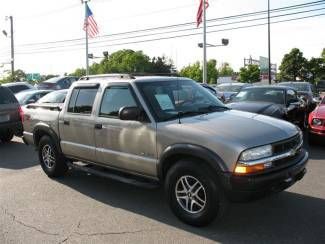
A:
[308, 96, 325, 141]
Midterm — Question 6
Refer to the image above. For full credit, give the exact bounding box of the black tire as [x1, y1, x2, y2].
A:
[302, 113, 309, 131]
[165, 159, 228, 227]
[0, 131, 14, 143]
[38, 135, 68, 178]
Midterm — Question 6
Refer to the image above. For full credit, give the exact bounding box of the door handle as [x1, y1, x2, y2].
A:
[94, 124, 103, 130]
[63, 120, 70, 125]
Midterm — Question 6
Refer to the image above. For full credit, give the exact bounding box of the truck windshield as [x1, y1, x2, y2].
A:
[137, 79, 228, 122]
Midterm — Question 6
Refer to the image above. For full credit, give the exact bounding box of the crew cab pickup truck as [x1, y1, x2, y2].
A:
[23, 75, 308, 226]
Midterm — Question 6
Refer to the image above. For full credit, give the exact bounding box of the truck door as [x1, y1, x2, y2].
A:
[94, 84, 157, 177]
[60, 85, 98, 161]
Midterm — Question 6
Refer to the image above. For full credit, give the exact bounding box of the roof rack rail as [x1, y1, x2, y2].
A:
[79, 72, 180, 81]
[130, 72, 179, 77]
[79, 73, 135, 80]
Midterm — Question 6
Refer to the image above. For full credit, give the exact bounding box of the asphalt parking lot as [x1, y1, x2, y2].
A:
[0, 137, 324, 244]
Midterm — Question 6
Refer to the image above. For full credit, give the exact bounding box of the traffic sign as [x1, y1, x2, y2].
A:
[27, 73, 41, 81]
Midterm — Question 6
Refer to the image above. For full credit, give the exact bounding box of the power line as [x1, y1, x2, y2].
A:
[16, 3, 80, 20]
[11, 12, 325, 55]
[15, 0, 325, 48]
[13, 6, 325, 52]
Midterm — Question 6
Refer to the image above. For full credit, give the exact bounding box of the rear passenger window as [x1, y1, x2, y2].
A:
[0, 87, 17, 104]
[68, 88, 98, 114]
[100, 86, 137, 118]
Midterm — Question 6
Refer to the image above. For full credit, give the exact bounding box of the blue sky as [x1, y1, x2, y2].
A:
[0, 0, 324, 76]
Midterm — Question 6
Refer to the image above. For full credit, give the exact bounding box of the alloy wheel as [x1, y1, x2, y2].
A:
[175, 175, 207, 214]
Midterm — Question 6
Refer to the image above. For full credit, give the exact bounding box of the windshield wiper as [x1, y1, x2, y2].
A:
[198, 105, 230, 112]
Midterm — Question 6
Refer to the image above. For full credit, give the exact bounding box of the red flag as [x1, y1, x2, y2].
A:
[196, 0, 209, 27]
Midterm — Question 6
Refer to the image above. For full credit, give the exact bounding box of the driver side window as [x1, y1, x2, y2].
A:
[99, 86, 137, 118]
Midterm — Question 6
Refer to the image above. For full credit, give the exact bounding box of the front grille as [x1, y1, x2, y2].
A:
[273, 134, 301, 155]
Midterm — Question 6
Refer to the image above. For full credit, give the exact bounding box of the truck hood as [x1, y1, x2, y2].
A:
[178, 110, 298, 149]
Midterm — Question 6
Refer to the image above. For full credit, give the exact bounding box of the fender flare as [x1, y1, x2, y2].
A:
[33, 124, 62, 153]
[158, 143, 228, 180]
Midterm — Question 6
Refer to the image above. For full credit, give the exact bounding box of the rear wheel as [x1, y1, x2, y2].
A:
[165, 159, 228, 227]
[38, 136, 68, 178]
[0, 131, 14, 143]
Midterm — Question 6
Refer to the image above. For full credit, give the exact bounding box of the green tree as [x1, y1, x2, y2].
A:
[239, 65, 260, 83]
[305, 57, 325, 84]
[150, 56, 174, 73]
[71, 68, 86, 77]
[219, 62, 234, 76]
[71, 49, 174, 76]
[180, 62, 202, 82]
[180, 59, 218, 83]
[322, 48, 325, 60]
[0, 69, 26, 83]
[99, 49, 151, 73]
[207, 59, 218, 84]
[279, 48, 307, 81]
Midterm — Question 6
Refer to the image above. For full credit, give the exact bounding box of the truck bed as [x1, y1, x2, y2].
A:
[22, 104, 61, 146]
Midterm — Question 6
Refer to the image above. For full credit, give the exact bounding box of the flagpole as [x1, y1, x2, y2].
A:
[203, 0, 207, 84]
[84, 0, 89, 76]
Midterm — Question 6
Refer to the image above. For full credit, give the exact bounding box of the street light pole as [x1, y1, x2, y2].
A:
[268, 0, 271, 85]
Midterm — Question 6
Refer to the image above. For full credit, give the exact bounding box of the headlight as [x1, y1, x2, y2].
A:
[312, 118, 323, 126]
[239, 145, 273, 162]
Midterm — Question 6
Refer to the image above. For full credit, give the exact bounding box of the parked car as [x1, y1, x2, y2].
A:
[200, 83, 225, 102]
[36, 76, 78, 90]
[37, 89, 68, 105]
[15, 90, 52, 106]
[228, 86, 308, 129]
[0, 86, 23, 142]
[308, 96, 325, 142]
[216, 82, 251, 103]
[317, 80, 325, 92]
[2, 82, 35, 94]
[23, 75, 307, 226]
[278, 81, 319, 112]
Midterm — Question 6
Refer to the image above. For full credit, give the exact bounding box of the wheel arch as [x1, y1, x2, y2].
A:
[158, 144, 228, 181]
[33, 124, 62, 153]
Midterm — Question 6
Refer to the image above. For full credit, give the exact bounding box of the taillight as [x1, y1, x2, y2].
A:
[18, 106, 24, 122]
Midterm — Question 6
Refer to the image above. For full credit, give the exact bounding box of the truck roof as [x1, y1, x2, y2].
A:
[77, 74, 191, 86]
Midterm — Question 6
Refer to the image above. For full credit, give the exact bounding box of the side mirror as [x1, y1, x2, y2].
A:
[119, 106, 142, 121]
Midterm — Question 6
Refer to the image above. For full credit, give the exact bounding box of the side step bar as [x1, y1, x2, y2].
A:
[67, 162, 160, 189]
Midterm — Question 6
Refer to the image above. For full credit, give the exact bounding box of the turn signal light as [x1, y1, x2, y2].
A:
[234, 163, 271, 174]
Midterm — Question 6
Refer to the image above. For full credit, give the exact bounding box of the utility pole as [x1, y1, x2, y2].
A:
[268, 0, 271, 85]
[6, 16, 14, 81]
[202, 0, 207, 84]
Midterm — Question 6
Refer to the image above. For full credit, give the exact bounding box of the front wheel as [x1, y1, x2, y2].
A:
[38, 136, 68, 178]
[165, 159, 228, 226]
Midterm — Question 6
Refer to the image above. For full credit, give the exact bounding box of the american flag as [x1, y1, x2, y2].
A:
[83, 3, 99, 38]
[196, 0, 209, 27]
